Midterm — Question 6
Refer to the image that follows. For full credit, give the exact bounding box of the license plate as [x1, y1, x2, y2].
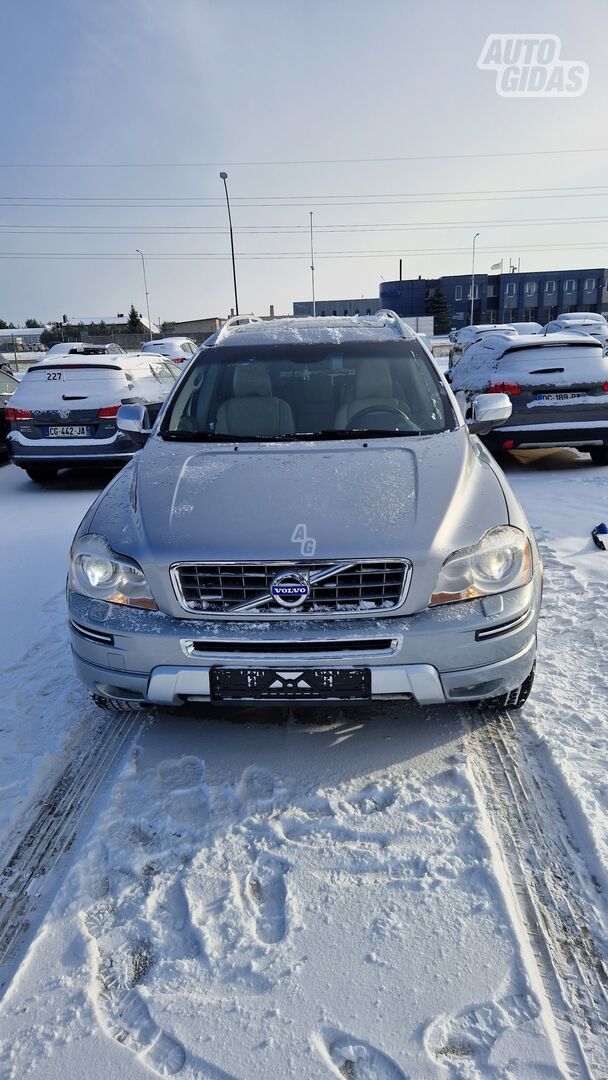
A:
[210, 667, 371, 702]
[46, 425, 91, 437]
[536, 392, 586, 403]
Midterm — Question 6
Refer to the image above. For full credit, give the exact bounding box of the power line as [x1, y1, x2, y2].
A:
[0, 214, 606, 235]
[1, 147, 608, 168]
[0, 241, 607, 260]
[3, 192, 608, 210]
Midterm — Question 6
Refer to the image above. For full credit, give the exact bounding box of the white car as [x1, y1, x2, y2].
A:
[449, 324, 518, 368]
[556, 311, 607, 325]
[6, 351, 179, 482]
[42, 341, 127, 359]
[510, 322, 542, 335]
[141, 337, 198, 365]
[543, 318, 608, 349]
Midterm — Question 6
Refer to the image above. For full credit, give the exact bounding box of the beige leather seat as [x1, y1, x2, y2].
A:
[215, 363, 295, 437]
[334, 358, 406, 429]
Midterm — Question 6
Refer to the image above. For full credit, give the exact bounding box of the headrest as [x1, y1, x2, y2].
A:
[233, 363, 272, 397]
[355, 357, 393, 399]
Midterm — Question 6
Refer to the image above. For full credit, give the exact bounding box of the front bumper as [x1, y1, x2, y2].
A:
[68, 579, 540, 707]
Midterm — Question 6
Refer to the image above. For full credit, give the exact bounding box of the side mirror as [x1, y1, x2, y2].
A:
[117, 403, 151, 446]
[467, 393, 512, 435]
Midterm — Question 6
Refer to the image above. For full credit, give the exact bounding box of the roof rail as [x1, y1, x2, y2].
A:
[215, 314, 264, 344]
[374, 309, 412, 339]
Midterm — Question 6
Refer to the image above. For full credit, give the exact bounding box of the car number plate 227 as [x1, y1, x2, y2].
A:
[46, 425, 92, 437]
[210, 667, 371, 702]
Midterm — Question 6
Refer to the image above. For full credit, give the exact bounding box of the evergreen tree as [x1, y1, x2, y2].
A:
[127, 304, 141, 332]
[24, 318, 42, 328]
[426, 284, 452, 334]
[0, 319, 7, 330]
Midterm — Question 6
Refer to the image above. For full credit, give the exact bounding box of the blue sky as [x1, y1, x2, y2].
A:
[1, 0, 607, 324]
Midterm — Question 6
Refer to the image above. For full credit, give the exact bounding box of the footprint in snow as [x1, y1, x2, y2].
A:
[425, 992, 539, 1073]
[156, 755, 206, 790]
[243, 852, 288, 945]
[345, 782, 397, 816]
[237, 764, 280, 807]
[324, 1032, 407, 1079]
[154, 756, 210, 830]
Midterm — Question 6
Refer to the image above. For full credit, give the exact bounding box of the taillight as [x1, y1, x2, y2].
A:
[96, 405, 120, 418]
[603, 381, 608, 391]
[6, 407, 32, 421]
[488, 382, 521, 396]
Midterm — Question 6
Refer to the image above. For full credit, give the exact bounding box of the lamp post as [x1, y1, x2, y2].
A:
[220, 171, 239, 316]
[309, 211, 316, 316]
[135, 249, 153, 340]
[470, 232, 480, 326]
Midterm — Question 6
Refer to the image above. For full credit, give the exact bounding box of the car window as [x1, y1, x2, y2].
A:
[161, 339, 457, 440]
[0, 370, 17, 394]
[150, 360, 178, 384]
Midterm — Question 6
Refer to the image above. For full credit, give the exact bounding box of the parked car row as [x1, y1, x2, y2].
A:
[449, 312, 608, 367]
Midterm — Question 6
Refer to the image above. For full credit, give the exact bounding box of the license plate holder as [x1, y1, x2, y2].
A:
[46, 425, 92, 437]
[535, 392, 585, 403]
[210, 666, 371, 702]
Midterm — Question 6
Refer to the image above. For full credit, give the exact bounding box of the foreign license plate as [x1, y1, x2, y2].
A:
[535, 392, 586, 403]
[210, 667, 371, 702]
[46, 425, 92, 437]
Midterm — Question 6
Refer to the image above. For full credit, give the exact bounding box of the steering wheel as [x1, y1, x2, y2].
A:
[346, 405, 419, 432]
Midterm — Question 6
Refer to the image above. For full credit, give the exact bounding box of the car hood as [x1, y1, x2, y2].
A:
[88, 429, 509, 615]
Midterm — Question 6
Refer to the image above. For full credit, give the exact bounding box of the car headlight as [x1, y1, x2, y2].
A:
[69, 534, 157, 610]
[430, 526, 532, 606]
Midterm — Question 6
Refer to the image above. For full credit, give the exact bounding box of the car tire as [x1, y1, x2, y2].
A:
[24, 464, 59, 483]
[91, 693, 145, 713]
[589, 445, 608, 466]
[479, 664, 535, 712]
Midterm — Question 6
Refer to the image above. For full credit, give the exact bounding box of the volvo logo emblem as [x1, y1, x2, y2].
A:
[270, 570, 310, 608]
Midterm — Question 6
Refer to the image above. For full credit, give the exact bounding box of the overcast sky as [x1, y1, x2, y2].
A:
[1, 0, 607, 324]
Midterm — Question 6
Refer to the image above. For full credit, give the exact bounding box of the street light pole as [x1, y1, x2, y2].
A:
[470, 232, 480, 326]
[220, 171, 239, 316]
[311, 208, 317, 315]
[136, 249, 153, 340]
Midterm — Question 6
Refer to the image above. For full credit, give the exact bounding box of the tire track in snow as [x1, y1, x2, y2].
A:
[467, 708, 608, 1078]
[0, 710, 142, 998]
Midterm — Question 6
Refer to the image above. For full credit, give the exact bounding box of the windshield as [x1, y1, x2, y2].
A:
[160, 339, 456, 441]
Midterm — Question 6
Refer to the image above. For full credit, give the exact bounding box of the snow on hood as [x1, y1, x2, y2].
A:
[88, 429, 509, 615]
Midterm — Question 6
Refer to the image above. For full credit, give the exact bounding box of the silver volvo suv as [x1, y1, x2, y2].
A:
[68, 312, 542, 711]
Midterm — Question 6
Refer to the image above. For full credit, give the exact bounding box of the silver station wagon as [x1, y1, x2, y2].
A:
[68, 313, 542, 711]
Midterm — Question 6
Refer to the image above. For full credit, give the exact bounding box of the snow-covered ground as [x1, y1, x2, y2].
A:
[0, 450, 606, 1078]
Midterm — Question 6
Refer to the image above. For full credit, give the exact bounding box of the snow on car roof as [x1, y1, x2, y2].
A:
[477, 331, 601, 356]
[34, 351, 140, 368]
[450, 331, 603, 389]
[213, 314, 416, 348]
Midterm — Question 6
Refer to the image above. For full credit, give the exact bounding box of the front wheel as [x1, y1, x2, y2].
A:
[91, 693, 145, 713]
[589, 445, 608, 466]
[24, 464, 59, 483]
[478, 664, 535, 712]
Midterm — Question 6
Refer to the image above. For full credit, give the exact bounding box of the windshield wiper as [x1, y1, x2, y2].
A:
[298, 428, 418, 440]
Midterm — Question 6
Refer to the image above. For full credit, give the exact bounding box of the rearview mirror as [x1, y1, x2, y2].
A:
[467, 393, 511, 435]
[117, 403, 151, 446]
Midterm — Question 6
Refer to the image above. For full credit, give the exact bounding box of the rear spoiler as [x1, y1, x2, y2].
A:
[27, 363, 124, 373]
[499, 337, 599, 358]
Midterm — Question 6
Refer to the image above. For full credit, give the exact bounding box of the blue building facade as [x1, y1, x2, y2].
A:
[379, 268, 608, 326]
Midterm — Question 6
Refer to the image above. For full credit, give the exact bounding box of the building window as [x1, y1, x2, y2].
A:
[466, 284, 480, 300]
[564, 279, 576, 293]
[584, 277, 596, 291]
[487, 284, 496, 297]
[455, 285, 462, 300]
[544, 280, 555, 295]
[505, 283, 516, 297]
[525, 281, 537, 295]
